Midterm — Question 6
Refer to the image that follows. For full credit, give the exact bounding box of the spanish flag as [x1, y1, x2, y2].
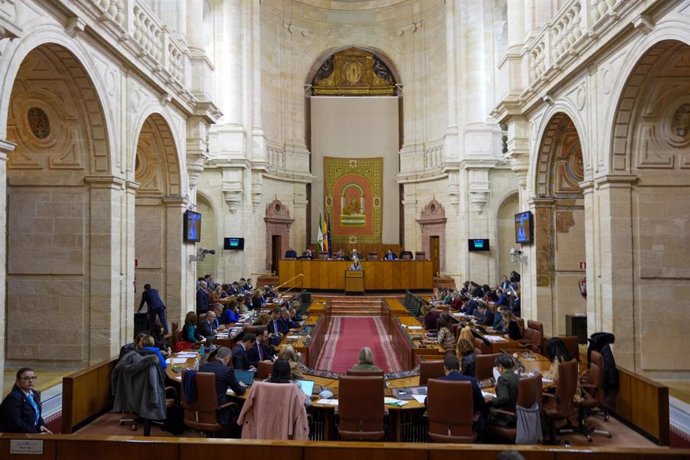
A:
[322, 213, 329, 254]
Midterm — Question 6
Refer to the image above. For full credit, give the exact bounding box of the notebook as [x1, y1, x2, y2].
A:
[295, 379, 315, 397]
[234, 370, 255, 386]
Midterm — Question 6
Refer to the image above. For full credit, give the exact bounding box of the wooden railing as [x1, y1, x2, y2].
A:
[1, 435, 688, 459]
[610, 366, 670, 445]
[61, 357, 118, 434]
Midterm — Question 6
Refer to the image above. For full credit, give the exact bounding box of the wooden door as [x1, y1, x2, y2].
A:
[430, 235, 440, 276]
[271, 235, 281, 275]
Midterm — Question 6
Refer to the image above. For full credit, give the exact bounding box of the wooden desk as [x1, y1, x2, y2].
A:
[279, 259, 433, 290]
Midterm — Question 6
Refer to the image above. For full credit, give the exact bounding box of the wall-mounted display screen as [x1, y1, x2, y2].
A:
[224, 237, 245, 250]
[183, 211, 201, 243]
[468, 239, 490, 251]
[515, 211, 534, 244]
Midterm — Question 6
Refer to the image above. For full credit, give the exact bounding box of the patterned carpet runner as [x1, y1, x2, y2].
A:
[314, 316, 403, 374]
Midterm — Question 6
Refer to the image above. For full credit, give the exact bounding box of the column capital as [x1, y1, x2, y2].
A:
[594, 174, 638, 190]
[84, 175, 126, 189]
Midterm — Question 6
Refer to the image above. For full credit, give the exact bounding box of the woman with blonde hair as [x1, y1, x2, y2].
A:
[351, 346, 382, 372]
[278, 344, 305, 379]
[457, 325, 474, 345]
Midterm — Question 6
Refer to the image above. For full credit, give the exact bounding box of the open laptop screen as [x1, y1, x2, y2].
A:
[295, 379, 315, 397]
[234, 370, 255, 386]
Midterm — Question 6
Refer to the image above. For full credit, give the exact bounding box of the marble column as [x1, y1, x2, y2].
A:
[0, 140, 15, 387]
[163, 195, 186, 326]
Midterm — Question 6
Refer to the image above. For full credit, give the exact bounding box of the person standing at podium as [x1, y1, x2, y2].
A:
[349, 259, 362, 271]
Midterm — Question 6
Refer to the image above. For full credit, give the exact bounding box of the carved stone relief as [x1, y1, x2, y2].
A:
[135, 115, 181, 196]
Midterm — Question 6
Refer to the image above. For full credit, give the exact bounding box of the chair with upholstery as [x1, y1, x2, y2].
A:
[558, 335, 581, 363]
[542, 359, 578, 444]
[367, 252, 379, 261]
[419, 360, 445, 385]
[318, 252, 329, 260]
[473, 337, 489, 355]
[415, 251, 426, 260]
[256, 360, 273, 380]
[346, 368, 384, 377]
[517, 322, 543, 354]
[426, 379, 476, 443]
[338, 375, 385, 440]
[400, 251, 413, 260]
[488, 374, 543, 442]
[171, 322, 193, 353]
[475, 353, 500, 381]
[567, 350, 612, 441]
[181, 371, 238, 437]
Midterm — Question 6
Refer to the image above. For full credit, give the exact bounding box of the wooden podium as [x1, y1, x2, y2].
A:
[344, 270, 365, 294]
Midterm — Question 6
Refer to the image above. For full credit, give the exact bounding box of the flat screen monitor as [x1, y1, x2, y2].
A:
[468, 239, 490, 251]
[183, 210, 201, 243]
[224, 237, 245, 250]
[514, 211, 534, 244]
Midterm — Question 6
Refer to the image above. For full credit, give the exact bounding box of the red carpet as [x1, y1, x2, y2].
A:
[315, 316, 402, 374]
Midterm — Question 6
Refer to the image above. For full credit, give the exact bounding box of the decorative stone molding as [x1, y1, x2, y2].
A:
[223, 183, 242, 213]
[417, 199, 447, 272]
[84, 174, 126, 189]
[264, 199, 294, 271]
[0, 0, 21, 39]
[251, 179, 263, 211]
[65, 17, 87, 38]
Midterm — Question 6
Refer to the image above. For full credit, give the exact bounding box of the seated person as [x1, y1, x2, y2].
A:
[486, 354, 519, 427]
[268, 307, 290, 340]
[289, 306, 303, 324]
[299, 248, 314, 260]
[433, 316, 456, 352]
[0, 368, 53, 433]
[383, 249, 397, 260]
[221, 299, 240, 324]
[278, 345, 306, 379]
[270, 359, 294, 383]
[544, 337, 574, 383]
[475, 302, 494, 327]
[232, 333, 257, 370]
[251, 289, 267, 310]
[284, 248, 298, 258]
[426, 355, 486, 418]
[247, 330, 276, 366]
[149, 323, 171, 358]
[349, 248, 360, 261]
[280, 307, 299, 330]
[198, 346, 246, 435]
[182, 311, 205, 344]
[350, 346, 382, 372]
[139, 334, 167, 370]
[198, 310, 218, 337]
[456, 338, 476, 377]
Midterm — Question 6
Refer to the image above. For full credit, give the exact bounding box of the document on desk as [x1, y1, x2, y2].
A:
[412, 395, 427, 404]
[384, 397, 409, 407]
[484, 335, 507, 342]
[316, 399, 338, 406]
[481, 391, 495, 399]
[176, 352, 199, 358]
[407, 326, 423, 330]
[170, 358, 188, 364]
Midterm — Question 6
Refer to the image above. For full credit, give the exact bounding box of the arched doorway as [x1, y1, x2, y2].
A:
[531, 113, 586, 336]
[5, 44, 111, 366]
[133, 113, 184, 327]
[307, 47, 402, 254]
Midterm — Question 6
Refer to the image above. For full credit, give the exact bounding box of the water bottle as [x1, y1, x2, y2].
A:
[198, 344, 205, 366]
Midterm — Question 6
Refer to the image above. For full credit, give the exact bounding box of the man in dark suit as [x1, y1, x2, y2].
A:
[198, 347, 245, 434]
[475, 302, 494, 327]
[247, 330, 276, 366]
[0, 368, 52, 433]
[198, 310, 218, 337]
[231, 333, 256, 370]
[196, 281, 209, 315]
[137, 284, 168, 334]
[383, 249, 398, 260]
[428, 355, 487, 417]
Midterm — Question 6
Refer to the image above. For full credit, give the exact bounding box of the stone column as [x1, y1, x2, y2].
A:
[163, 195, 186, 327]
[124, 180, 139, 344]
[0, 140, 15, 385]
[594, 175, 637, 370]
[85, 175, 126, 363]
[580, 179, 598, 340]
[500, 0, 526, 98]
[529, 198, 555, 335]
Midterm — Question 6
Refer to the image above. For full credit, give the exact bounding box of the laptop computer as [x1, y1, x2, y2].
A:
[295, 379, 315, 397]
[393, 386, 427, 400]
[234, 369, 255, 386]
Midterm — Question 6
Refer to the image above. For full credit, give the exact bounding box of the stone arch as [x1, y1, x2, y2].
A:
[134, 113, 182, 197]
[4, 42, 115, 368]
[0, 27, 116, 172]
[609, 40, 690, 173]
[530, 112, 586, 336]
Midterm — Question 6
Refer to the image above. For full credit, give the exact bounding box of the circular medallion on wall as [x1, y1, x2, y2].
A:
[665, 103, 690, 148]
[27, 107, 50, 139]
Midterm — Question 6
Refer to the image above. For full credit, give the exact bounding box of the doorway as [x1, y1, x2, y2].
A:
[272, 235, 282, 275]
[430, 236, 440, 277]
